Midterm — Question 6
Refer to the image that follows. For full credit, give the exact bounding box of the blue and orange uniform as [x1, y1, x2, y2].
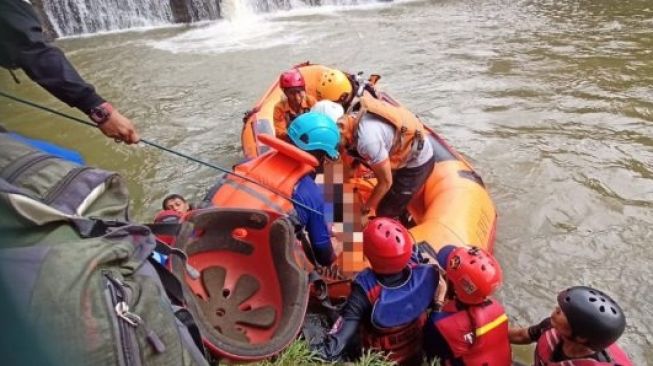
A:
[313, 218, 440, 365]
[210, 112, 340, 267]
[292, 174, 334, 266]
[315, 264, 438, 364]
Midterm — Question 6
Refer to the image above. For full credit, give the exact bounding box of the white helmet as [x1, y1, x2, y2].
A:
[311, 100, 344, 123]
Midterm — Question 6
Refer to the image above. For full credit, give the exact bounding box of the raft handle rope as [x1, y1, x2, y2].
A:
[0, 90, 322, 216]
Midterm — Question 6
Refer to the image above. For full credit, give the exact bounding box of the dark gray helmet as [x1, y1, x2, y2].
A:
[557, 286, 626, 350]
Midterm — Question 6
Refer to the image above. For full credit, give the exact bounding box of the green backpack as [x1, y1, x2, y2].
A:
[0, 133, 209, 366]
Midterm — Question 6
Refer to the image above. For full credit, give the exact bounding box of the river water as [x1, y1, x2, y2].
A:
[1, 0, 652, 363]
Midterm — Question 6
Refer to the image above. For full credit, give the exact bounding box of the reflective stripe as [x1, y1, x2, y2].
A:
[220, 177, 286, 213]
[545, 329, 556, 351]
[475, 313, 507, 337]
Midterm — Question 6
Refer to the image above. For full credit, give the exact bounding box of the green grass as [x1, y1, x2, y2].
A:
[255, 340, 322, 366]
[254, 340, 441, 366]
[353, 348, 395, 366]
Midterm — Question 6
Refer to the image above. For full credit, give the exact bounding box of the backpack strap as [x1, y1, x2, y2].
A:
[149, 257, 209, 360]
[174, 306, 207, 358]
[70, 217, 128, 238]
[149, 256, 186, 306]
[0, 178, 31, 196]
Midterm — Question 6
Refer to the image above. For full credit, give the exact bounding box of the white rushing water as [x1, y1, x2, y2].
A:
[40, 0, 390, 37]
[150, 0, 398, 54]
[43, 0, 175, 36]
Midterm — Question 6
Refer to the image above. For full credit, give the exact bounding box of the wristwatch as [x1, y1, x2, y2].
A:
[88, 102, 114, 125]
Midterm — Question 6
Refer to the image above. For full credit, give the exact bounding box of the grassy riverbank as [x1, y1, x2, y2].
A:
[255, 340, 441, 366]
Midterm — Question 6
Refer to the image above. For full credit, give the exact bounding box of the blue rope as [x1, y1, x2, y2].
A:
[0, 90, 322, 215]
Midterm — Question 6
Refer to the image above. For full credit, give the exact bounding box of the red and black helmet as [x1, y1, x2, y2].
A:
[279, 69, 305, 89]
[441, 245, 502, 304]
[363, 217, 413, 274]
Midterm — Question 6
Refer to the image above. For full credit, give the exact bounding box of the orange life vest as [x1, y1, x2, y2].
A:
[344, 92, 426, 169]
[273, 95, 317, 139]
[210, 134, 318, 214]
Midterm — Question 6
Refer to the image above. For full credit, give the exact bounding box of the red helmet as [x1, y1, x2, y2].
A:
[363, 217, 413, 274]
[279, 69, 305, 89]
[154, 209, 183, 223]
[153, 210, 183, 246]
[443, 246, 502, 304]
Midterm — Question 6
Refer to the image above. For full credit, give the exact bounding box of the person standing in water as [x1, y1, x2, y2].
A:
[509, 286, 633, 366]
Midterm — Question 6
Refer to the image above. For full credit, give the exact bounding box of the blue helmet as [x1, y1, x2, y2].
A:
[288, 112, 340, 160]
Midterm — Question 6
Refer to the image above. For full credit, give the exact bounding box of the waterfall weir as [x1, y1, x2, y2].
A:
[39, 0, 222, 37]
[37, 0, 376, 38]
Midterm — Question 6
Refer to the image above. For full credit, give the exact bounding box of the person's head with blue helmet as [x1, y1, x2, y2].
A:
[288, 111, 340, 162]
[436, 245, 457, 269]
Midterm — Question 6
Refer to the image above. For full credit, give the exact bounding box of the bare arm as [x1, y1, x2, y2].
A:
[509, 326, 533, 344]
[509, 317, 552, 345]
[0, 0, 138, 144]
[98, 110, 139, 144]
[363, 159, 392, 213]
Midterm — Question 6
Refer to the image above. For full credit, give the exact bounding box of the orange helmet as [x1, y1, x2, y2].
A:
[316, 68, 353, 103]
[439, 245, 502, 304]
[363, 217, 413, 274]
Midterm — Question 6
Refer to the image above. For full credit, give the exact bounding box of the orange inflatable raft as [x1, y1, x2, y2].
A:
[240, 62, 498, 284]
[182, 63, 497, 361]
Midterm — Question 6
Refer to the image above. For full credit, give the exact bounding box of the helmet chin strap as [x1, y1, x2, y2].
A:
[308, 150, 327, 165]
[568, 332, 593, 350]
[345, 71, 381, 115]
[561, 336, 598, 359]
[340, 124, 354, 149]
[343, 72, 366, 115]
[355, 72, 367, 97]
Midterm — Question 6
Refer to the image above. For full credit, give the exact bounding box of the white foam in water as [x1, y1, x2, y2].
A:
[221, 0, 257, 21]
[151, 19, 304, 54]
[150, 0, 406, 54]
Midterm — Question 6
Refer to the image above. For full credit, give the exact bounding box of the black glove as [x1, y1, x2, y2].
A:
[528, 317, 552, 342]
